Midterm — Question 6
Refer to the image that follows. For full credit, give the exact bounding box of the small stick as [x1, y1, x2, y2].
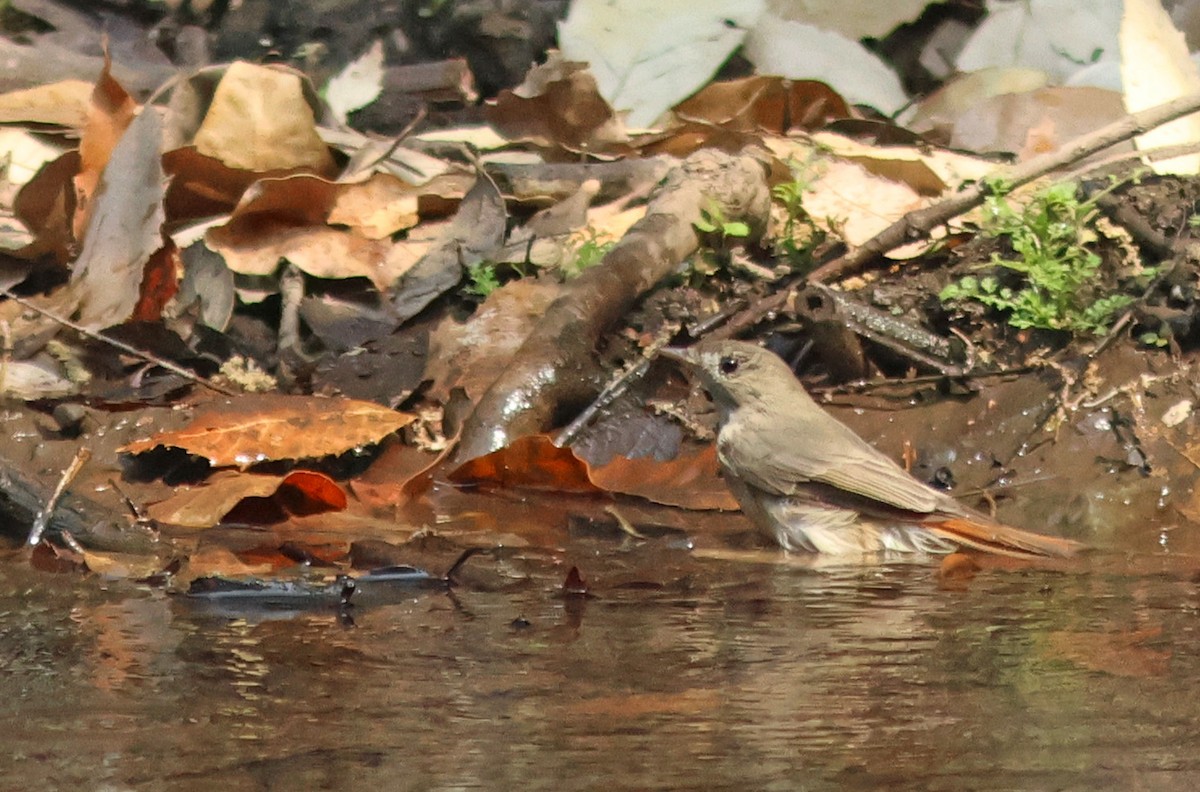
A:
[555, 325, 680, 447]
[0, 289, 239, 397]
[27, 448, 91, 546]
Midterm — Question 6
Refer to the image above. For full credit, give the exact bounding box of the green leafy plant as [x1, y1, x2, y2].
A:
[771, 177, 823, 269]
[694, 202, 751, 242]
[462, 261, 501, 298]
[940, 181, 1136, 335]
[563, 228, 615, 279]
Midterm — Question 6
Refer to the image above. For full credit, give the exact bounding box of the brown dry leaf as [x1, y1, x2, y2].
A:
[209, 224, 400, 289]
[675, 76, 851, 134]
[69, 106, 167, 330]
[162, 146, 265, 220]
[146, 469, 348, 528]
[72, 54, 138, 243]
[590, 444, 738, 511]
[906, 67, 1049, 140]
[328, 172, 421, 239]
[0, 79, 93, 127]
[131, 238, 181, 322]
[449, 434, 739, 510]
[1047, 627, 1171, 677]
[12, 150, 79, 262]
[121, 394, 415, 468]
[194, 61, 336, 175]
[203, 172, 423, 288]
[807, 131, 996, 196]
[448, 434, 602, 493]
[485, 52, 627, 153]
[351, 442, 449, 508]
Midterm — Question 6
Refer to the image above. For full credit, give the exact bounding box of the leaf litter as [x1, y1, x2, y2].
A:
[0, 0, 1197, 599]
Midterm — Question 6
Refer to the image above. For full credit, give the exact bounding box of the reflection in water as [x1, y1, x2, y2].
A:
[2, 551, 1200, 790]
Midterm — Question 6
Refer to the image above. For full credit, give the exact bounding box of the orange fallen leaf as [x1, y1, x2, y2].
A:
[146, 469, 348, 528]
[73, 51, 137, 242]
[590, 444, 738, 511]
[449, 435, 738, 511]
[449, 434, 601, 493]
[122, 394, 414, 468]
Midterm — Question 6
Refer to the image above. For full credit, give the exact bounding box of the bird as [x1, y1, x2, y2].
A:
[662, 339, 1082, 558]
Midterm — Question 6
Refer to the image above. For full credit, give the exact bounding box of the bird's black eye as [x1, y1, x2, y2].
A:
[718, 356, 739, 375]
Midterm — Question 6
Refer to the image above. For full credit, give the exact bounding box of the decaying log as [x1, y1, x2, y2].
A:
[454, 149, 772, 461]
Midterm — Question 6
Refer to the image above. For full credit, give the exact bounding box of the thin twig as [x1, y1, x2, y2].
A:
[814, 364, 1041, 396]
[555, 358, 651, 447]
[27, 448, 91, 546]
[556, 324, 681, 446]
[0, 289, 239, 396]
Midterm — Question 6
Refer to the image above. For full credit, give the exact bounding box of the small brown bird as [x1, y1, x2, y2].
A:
[663, 339, 1082, 558]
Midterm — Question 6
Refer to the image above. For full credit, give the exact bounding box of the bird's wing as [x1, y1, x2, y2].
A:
[719, 409, 943, 514]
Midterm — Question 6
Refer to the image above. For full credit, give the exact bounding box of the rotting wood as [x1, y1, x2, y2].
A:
[454, 149, 772, 462]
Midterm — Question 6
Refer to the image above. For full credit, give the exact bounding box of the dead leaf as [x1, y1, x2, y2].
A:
[73, 53, 137, 243]
[675, 76, 852, 134]
[70, 106, 167, 329]
[328, 172, 421, 239]
[425, 279, 562, 402]
[194, 62, 335, 175]
[162, 146, 264, 220]
[146, 469, 348, 528]
[181, 546, 276, 579]
[449, 434, 739, 510]
[203, 172, 423, 289]
[591, 445, 738, 510]
[121, 394, 415, 468]
[559, 2, 761, 128]
[1122, 0, 1200, 174]
[326, 39, 385, 124]
[947, 86, 1127, 158]
[9, 151, 79, 262]
[486, 52, 627, 152]
[81, 549, 171, 579]
[449, 434, 602, 493]
[0, 79, 93, 127]
[131, 239, 182, 322]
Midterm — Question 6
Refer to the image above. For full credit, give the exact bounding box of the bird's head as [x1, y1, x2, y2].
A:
[661, 339, 804, 417]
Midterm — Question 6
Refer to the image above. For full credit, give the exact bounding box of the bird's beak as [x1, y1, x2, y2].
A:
[659, 346, 698, 366]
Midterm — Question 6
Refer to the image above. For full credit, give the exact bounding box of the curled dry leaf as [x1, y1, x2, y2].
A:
[485, 52, 627, 152]
[449, 434, 739, 510]
[146, 469, 348, 529]
[69, 105, 167, 330]
[590, 445, 737, 511]
[73, 53, 137, 243]
[449, 434, 602, 493]
[121, 394, 415, 468]
[674, 75, 852, 134]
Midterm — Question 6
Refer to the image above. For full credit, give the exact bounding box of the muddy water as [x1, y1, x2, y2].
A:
[3, 525, 1200, 792]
